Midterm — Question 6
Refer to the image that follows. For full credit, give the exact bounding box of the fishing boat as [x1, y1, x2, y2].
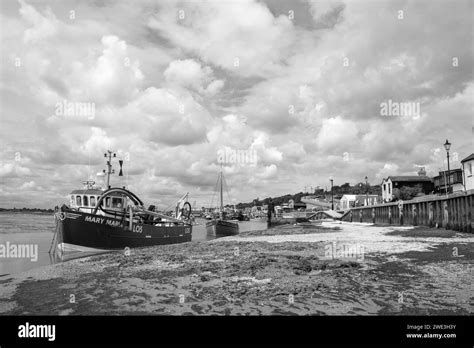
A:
[205, 165, 239, 236]
[52, 150, 193, 254]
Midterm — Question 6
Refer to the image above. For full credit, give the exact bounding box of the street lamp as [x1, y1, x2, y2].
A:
[329, 177, 334, 210]
[443, 139, 451, 193]
[365, 176, 369, 205]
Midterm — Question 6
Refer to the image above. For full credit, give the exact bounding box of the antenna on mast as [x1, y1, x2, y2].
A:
[219, 162, 224, 212]
[103, 150, 116, 189]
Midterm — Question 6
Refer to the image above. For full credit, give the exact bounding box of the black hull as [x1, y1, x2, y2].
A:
[205, 219, 239, 236]
[58, 210, 192, 250]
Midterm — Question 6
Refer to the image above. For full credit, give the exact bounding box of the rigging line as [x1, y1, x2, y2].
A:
[209, 172, 220, 209]
[222, 172, 233, 208]
[162, 193, 185, 212]
[162, 199, 178, 213]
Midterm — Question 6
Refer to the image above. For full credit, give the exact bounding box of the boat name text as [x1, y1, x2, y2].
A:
[85, 216, 121, 227]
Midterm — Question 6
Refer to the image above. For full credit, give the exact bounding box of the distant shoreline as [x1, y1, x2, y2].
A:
[0, 209, 54, 214]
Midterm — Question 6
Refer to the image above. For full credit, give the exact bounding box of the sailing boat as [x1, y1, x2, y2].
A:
[205, 164, 239, 236]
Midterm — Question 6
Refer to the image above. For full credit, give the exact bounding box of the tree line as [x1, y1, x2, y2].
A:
[236, 182, 383, 209]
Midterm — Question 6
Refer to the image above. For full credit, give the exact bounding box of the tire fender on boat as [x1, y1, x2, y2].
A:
[182, 202, 192, 219]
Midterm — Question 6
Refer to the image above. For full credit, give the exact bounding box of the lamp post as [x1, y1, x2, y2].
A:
[443, 139, 451, 194]
[329, 177, 334, 210]
[365, 176, 369, 205]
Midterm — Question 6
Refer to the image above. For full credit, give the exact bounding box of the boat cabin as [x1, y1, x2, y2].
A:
[69, 188, 104, 213]
[70, 188, 129, 214]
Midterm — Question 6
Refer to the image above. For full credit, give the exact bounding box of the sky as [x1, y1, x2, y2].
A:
[0, 0, 473, 209]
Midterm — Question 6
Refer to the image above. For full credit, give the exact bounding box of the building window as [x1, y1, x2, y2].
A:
[76, 195, 82, 206]
[469, 163, 472, 175]
[388, 184, 391, 194]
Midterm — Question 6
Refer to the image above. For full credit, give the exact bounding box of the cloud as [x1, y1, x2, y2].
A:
[148, 0, 295, 77]
[121, 87, 211, 146]
[19, 0, 58, 43]
[257, 164, 278, 180]
[316, 116, 358, 152]
[0, 162, 32, 178]
[19, 180, 36, 190]
[0, 0, 473, 208]
[164, 59, 223, 95]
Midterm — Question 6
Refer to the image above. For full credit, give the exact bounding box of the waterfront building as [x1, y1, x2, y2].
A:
[461, 153, 474, 191]
[381, 174, 434, 202]
[339, 194, 379, 210]
[433, 168, 464, 194]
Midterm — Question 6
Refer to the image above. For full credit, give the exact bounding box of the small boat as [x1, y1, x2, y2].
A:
[236, 211, 250, 221]
[205, 165, 239, 236]
[52, 150, 193, 254]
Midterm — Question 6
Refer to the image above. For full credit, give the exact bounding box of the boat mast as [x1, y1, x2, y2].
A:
[219, 163, 224, 212]
[103, 150, 116, 189]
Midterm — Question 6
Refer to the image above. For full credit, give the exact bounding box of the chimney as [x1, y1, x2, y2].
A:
[418, 167, 426, 176]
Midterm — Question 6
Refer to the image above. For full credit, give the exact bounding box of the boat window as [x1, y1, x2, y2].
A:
[105, 197, 110, 207]
[76, 195, 82, 206]
[111, 197, 123, 208]
[83, 195, 89, 207]
[90, 196, 96, 207]
[70, 195, 74, 205]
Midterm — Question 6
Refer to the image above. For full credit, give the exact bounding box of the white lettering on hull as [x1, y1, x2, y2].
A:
[84, 216, 121, 227]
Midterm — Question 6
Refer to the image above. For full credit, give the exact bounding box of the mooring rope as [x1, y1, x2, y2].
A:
[49, 213, 60, 255]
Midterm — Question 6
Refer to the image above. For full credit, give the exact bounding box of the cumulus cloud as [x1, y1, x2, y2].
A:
[257, 164, 278, 180]
[164, 59, 223, 95]
[19, 0, 58, 43]
[316, 116, 359, 152]
[148, 0, 295, 77]
[0, 0, 472, 208]
[0, 162, 32, 178]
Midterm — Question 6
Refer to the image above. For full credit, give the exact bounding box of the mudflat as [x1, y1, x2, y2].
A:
[0, 222, 472, 315]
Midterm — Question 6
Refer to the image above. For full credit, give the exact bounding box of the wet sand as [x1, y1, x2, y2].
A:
[0, 221, 472, 315]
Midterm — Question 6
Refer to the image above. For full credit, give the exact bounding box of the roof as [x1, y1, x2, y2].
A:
[341, 195, 356, 199]
[341, 194, 379, 200]
[434, 168, 463, 177]
[461, 153, 474, 163]
[385, 176, 433, 182]
[70, 189, 104, 195]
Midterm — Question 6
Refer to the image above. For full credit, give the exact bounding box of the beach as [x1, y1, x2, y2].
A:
[0, 221, 472, 316]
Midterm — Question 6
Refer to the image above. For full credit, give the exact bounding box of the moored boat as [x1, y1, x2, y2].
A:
[52, 150, 193, 254]
[205, 164, 239, 236]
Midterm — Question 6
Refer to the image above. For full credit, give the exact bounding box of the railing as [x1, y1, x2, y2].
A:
[339, 190, 474, 233]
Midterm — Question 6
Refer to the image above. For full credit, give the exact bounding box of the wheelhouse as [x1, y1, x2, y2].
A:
[69, 188, 104, 213]
[69, 189, 132, 215]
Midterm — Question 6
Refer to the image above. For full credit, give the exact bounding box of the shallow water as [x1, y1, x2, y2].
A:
[0, 212, 268, 275]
